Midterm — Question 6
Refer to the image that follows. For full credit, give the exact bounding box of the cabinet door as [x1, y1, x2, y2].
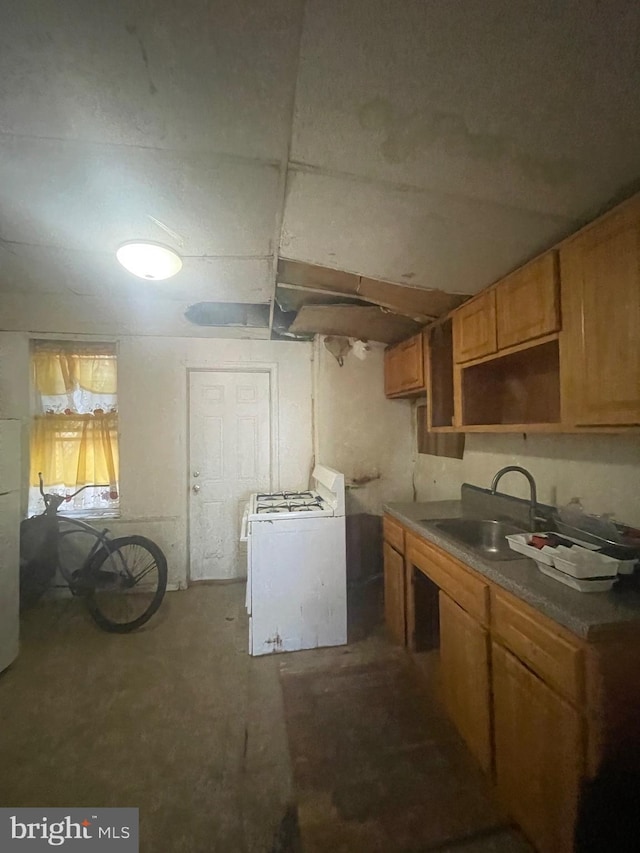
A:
[401, 334, 424, 390]
[384, 334, 425, 397]
[452, 290, 497, 363]
[421, 329, 430, 396]
[384, 346, 402, 396]
[383, 542, 406, 645]
[496, 253, 560, 349]
[396, 334, 424, 392]
[439, 592, 491, 774]
[560, 201, 640, 425]
[493, 642, 582, 853]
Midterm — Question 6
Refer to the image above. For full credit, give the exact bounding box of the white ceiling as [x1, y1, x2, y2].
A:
[1, 0, 639, 333]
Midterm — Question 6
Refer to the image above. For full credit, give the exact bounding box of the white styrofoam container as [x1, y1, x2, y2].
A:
[505, 533, 557, 566]
[505, 532, 636, 577]
[551, 545, 619, 579]
[617, 558, 638, 576]
[538, 562, 617, 593]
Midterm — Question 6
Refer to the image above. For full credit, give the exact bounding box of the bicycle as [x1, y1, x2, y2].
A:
[19, 474, 168, 633]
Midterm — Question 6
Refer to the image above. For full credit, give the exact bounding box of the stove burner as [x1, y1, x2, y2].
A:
[256, 490, 315, 502]
[255, 494, 326, 514]
[290, 497, 324, 508]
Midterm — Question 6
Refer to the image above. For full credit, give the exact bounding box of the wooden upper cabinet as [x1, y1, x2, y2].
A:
[496, 253, 560, 350]
[454, 252, 559, 364]
[452, 290, 497, 363]
[384, 345, 401, 396]
[560, 199, 640, 426]
[384, 332, 425, 397]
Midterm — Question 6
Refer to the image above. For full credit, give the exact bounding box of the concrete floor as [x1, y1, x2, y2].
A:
[0, 585, 532, 852]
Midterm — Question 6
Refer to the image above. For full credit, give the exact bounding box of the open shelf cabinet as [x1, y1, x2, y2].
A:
[455, 336, 561, 429]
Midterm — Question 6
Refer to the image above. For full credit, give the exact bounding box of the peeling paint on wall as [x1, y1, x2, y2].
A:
[313, 338, 414, 515]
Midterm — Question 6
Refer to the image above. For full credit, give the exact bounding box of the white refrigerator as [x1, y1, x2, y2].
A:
[0, 419, 20, 673]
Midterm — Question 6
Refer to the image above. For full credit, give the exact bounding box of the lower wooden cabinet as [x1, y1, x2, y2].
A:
[439, 591, 492, 774]
[406, 532, 489, 624]
[492, 641, 583, 853]
[383, 541, 406, 645]
[382, 514, 405, 554]
[388, 513, 640, 853]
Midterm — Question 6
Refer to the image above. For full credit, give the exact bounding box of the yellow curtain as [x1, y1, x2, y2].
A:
[32, 347, 117, 397]
[30, 346, 119, 490]
[30, 413, 119, 489]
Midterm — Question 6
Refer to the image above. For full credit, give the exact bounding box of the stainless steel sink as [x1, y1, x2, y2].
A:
[420, 517, 527, 561]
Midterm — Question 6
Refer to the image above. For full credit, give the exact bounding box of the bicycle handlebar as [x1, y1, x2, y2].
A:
[38, 472, 111, 512]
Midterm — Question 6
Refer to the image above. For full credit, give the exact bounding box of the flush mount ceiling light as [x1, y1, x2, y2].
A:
[116, 240, 183, 280]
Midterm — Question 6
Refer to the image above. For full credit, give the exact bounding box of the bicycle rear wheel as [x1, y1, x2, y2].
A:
[83, 535, 167, 633]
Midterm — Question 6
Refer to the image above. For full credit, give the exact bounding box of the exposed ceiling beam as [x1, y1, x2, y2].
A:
[288, 304, 424, 344]
[278, 258, 469, 321]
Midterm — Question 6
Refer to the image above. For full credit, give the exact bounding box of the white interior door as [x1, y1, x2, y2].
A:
[189, 371, 271, 581]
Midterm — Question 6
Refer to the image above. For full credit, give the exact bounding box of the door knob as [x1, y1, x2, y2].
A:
[193, 471, 200, 478]
[192, 484, 201, 493]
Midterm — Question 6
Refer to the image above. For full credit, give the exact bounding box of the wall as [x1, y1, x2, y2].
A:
[414, 433, 640, 528]
[0, 330, 313, 588]
[1, 324, 416, 590]
[313, 338, 414, 515]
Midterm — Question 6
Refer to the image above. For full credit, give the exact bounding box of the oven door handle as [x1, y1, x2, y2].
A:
[240, 504, 249, 542]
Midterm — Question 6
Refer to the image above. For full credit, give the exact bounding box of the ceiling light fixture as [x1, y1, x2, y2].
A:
[116, 240, 183, 280]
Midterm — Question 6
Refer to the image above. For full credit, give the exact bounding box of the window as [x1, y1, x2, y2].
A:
[28, 341, 119, 517]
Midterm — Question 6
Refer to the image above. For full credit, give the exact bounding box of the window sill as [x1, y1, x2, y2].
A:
[26, 509, 121, 521]
[60, 509, 121, 520]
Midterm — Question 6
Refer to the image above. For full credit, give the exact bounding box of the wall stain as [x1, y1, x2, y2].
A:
[270, 804, 301, 853]
[358, 97, 579, 186]
[126, 23, 158, 95]
[267, 633, 284, 651]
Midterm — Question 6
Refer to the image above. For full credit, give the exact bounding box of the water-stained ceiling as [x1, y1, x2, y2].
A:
[1, 0, 639, 338]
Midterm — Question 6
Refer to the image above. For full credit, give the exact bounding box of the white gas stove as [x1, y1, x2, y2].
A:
[241, 465, 347, 656]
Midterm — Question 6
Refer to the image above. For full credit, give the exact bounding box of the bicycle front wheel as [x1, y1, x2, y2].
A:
[84, 535, 168, 633]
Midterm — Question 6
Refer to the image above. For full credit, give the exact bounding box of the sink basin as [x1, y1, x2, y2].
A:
[420, 517, 527, 561]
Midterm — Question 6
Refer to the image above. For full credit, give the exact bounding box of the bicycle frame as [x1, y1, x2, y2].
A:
[34, 473, 128, 593]
[23, 475, 168, 632]
[56, 517, 115, 590]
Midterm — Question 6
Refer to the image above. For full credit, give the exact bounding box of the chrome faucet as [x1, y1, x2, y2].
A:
[490, 466, 539, 532]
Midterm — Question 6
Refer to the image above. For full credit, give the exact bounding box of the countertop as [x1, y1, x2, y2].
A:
[384, 501, 640, 640]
